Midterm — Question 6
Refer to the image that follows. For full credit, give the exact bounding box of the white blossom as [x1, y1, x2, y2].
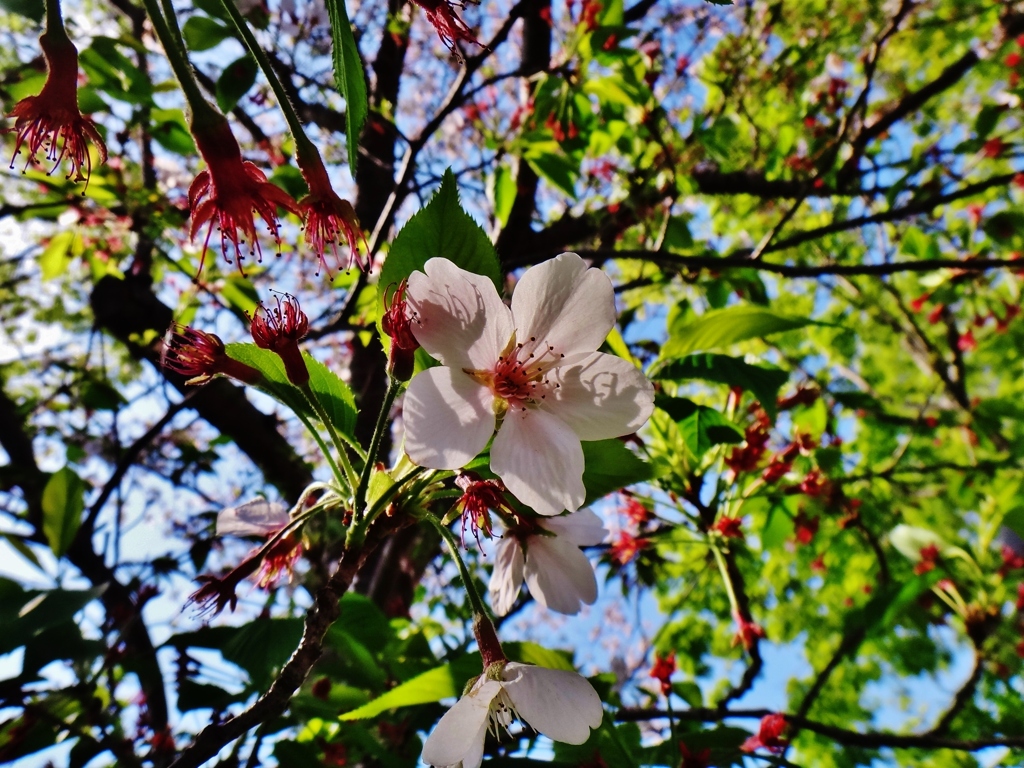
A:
[489, 509, 606, 615]
[404, 253, 654, 516]
[421, 662, 603, 768]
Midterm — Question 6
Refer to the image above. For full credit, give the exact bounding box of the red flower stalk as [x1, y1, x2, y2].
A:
[454, 473, 513, 546]
[411, 0, 481, 52]
[296, 146, 367, 276]
[6, 30, 107, 188]
[712, 516, 743, 538]
[250, 294, 310, 386]
[161, 324, 263, 385]
[649, 651, 675, 695]
[741, 713, 788, 754]
[188, 116, 300, 278]
[732, 609, 765, 651]
[381, 279, 421, 381]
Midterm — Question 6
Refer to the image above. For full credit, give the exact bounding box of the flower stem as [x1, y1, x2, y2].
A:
[711, 543, 741, 618]
[43, 0, 66, 40]
[301, 383, 359, 491]
[140, 0, 221, 125]
[217, 0, 317, 158]
[292, 407, 349, 493]
[353, 377, 402, 521]
[361, 466, 428, 527]
[424, 512, 490, 619]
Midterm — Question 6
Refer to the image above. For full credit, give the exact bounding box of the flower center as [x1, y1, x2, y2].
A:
[486, 687, 521, 739]
[489, 336, 564, 407]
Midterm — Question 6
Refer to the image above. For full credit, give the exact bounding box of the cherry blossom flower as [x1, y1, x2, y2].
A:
[741, 713, 788, 753]
[188, 117, 300, 277]
[489, 508, 605, 615]
[404, 254, 654, 516]
[421, 661, 603, 768]
[6, 31, 107, 188]
[160, 324, 262, 386]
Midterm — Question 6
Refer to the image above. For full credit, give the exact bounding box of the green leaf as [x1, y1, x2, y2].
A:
[168, 617, 304, 690]
[1002, 505, 1024, 542]
[182, 15, 233, 51]
[662, 305, 813, 358]
[650, 353, 788, 417]
[0, 584, 106, 656]
[677, 406, 743, 460]
[581, 439, 659, 505]
[41, 467, 85, 558]
[38, 231, 79, 281]
[150, 108, 196, 155]
[224, 344, 358, 440]
[377, 169, 502, 332]
[525, 152, 578, 198]
[216, 55, 259, 113]
[0, 0, 42, 21]
[491, 163, 516, 227]
[339, 654, 481, 720]
[176, 680, 246, 712]
[325, 0, 367, 170]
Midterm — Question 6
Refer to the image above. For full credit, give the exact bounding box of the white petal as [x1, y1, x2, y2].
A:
[216, 499, 289, 537]
[421, 679, 501, 768]
[542, 352, 655, 441]
[408, 258, 514, 371]
[510, 253, 615, 360]
[502, 664, 603, 745]
[523, 536, 598, 615]
[491, 407, 585, 516]
[541, 508, 607, 547]
[488, 536, 525, 616]
[404, 367, 495, 470]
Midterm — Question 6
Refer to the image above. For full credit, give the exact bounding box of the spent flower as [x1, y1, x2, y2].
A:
[161, 324, 262, 385]
[249, 294, 310, 386]
[188, 116, 301, 277]
[6, 31, 107, 188]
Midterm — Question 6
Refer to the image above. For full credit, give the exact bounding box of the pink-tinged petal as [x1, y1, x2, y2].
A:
[502, 664, 603, 744]
[542, 351, 654, 440]
[405, 367, 495, 469]
[523, 536, 598, 614]
[217, 499, 290, 537]
[510, 253, 615, 360]
[488, 536, 525, 615]
[491, 407, 585, 516]
[421, 679, 500, 768]
[541, 508, 607, 547]
[407, 258, 514, 371]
